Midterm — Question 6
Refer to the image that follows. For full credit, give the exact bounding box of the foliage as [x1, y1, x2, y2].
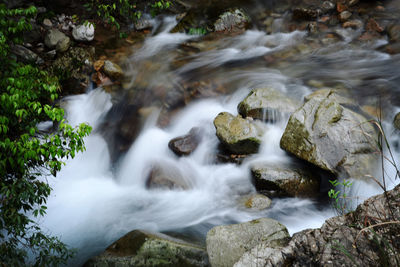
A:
[328, 179, 355, 216]
[0, 4, 91, 266]
[188, 27, 208, 35]
[84, 0, 171, 36]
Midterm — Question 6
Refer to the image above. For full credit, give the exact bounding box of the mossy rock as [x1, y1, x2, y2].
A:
[206, 218, 290, 267]
[238, 87, 299, 122]
[213, 112, 265, 154]
[50, 46, 95, 94]
[251, 163, 320, 198]
[280, 90, 378, 178]
[84, 230, 209, 267]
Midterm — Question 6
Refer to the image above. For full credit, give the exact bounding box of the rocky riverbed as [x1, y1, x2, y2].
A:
[11, 0, 400, 266]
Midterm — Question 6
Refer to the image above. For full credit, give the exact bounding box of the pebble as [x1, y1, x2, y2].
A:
[339, 11, 352, 22]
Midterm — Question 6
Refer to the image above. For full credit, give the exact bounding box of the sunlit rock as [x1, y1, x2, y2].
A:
[206, 218, 290, 267]
[84, 230, 209, 267]
[280, 90, 378, 178]
[214, 112, 265, 154]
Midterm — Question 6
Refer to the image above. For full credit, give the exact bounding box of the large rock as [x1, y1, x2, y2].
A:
[72, 23, 95, 42]
[169, 127, 203, 156]
[238, 87, 299, 122]
[44, 29, 70, 51]
[214, 9, 250, 32]
[251, 163, 320, 198]
[214, 112, 265, 154]
[11, 44, 44, 65]
[84, 230, 209, 267]
[253, 183, 400, 266]
[280, 90, 378, 178]
[206, 218, 290, 267]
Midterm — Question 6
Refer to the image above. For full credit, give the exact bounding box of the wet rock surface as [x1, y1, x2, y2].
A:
[280, 90, 378, 178]
[251, 163, 320, 198]
[247, 184, 400, 266]
[238, 87, 299, 122]
[214, 112, 265, 154]
[168, 127, 203, 156]
[206, 218, 290, 267]
[84, 230, 209, 267]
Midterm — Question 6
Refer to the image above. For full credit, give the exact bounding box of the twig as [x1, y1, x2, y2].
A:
[353, 221, 400, 247]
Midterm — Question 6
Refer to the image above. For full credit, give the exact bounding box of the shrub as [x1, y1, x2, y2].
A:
[0, 4, 91, 266]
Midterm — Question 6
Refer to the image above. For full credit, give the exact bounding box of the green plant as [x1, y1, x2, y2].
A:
[0, 4, 91, 266]
[188, 27, 208, 35]
[84, 0, 142, 31]
[328, 179, 355, 215]
[150, 0, 172, 17]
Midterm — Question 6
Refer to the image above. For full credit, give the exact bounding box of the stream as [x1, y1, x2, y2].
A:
[37, 12, 400, 266]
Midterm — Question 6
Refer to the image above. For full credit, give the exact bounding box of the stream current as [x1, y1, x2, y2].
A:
[37, 16, 400, 266]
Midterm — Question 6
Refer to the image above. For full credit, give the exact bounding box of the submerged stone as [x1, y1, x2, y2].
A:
[238, 87, 299, 122]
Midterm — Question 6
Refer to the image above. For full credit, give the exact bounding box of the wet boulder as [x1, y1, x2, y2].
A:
[84, 230, 209, 267]
[168, 127, 203, 156]
[251, 163, 320, 198]
[280, 90, 378, 178]
[146, 163, 192, 190]
[214, 9, 250, 32]
[238, 87, 299, 122]
[214, 112, 265, 154]
[206, 218, 290, 267]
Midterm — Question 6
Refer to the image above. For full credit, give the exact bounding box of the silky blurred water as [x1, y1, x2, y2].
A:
[36, 15, 400, 266]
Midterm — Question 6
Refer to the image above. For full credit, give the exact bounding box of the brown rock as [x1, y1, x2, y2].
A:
[168, 127, 203, 156]
[366, 18, 384, 33]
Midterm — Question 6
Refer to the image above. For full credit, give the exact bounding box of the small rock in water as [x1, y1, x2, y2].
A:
[103, 60, 123, 80]
[146, 163, 191, 190]
[213, 112, 265, 154]
[168, 127, 203, 156]
[251, 163, 320, 198]
[244, 194, 272, 210]
[72, 23, 95, 42]
[338, 11, 352, 22]
[292, 7, 320, 21]
[342, 19, 363, 29]
[237, 87, 299, 122]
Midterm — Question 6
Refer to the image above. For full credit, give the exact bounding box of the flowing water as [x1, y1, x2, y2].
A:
[37, 15, 400, 266]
